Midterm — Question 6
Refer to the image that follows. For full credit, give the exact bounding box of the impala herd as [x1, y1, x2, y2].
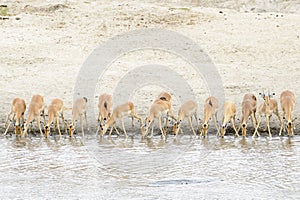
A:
[3, 90, 297, 140]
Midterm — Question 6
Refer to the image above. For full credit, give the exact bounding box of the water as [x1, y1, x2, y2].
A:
[0, 132, 300, 199]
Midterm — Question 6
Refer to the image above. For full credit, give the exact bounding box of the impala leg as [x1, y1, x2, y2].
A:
[274, 109, 282, 136]
[37, 116, 43, 137]
[132, 112, 142, 126]
[274, 108, 281, 124]
[21, 114, 25, 127]
[131, 116, 134, 128]
[150, 121, 154, 138]
[61, 113, 67, 134]
[250, 113, 257, 129]
[158, 116, 165, 140]
[114, 123, 120, 136]
[121, 118, 128, 138]
[41, 109, 46, 125]
[84, 112, 89, 131]
[291, 121, 294, 136]
[23, 122, 29, 137]
[108, 125, 114, 136]
[164, 114, 169, 130]
[56, 117, 62, 140]
[279, 112, 285, 136]
[213, 114, 220, 136]
[253, 110, 257, 125]
[188, 116, 196, 136]
[253, 115, 261, 138]
[98, 112, 101, 123]
[199, 127, 203, 137]
[4, 121, 12, 136]
[231, 116, 239, 137]
[4, 111, 12, 129]
[80, 115, 84, 138]
[266, 115, 272, 138]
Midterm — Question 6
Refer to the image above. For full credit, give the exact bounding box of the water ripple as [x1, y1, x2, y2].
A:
[0, 134, 299, 199]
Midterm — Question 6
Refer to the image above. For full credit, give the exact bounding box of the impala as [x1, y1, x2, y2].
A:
[44, 98, 68, 139]
[142, 98, 177, 140]
[253, 92, 281, 138]
[221, 101, 239, 137]
[98, 93, 112, 126]
[279, 90, 295, 136]
[23, 94, 46, 137]
[240, 93, 257, 137]
[4, 98, 26, 136]
[69, 97, 88, 138]
[173, 100, 198, 136]
[101, 102, 142, 137]
[200, 96, 220, 137]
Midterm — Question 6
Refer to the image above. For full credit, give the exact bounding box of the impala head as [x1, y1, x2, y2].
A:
[286, 120, 292, 136]
[144, 116, 152, 128]
[44, 125, 51, 138]
[142, 116, 153, 138]
[173, 120, 181, 136]
[221, 123, 228, 138]
[68, 121, 75, 137]
[286, 118, 297, 136]
[202, 123, 209, 136]
[100, 124, 109, 137]
[101, 107, 111, 125]
[241, 123, 247, 137]
[259, 91, 275, 106]
[141, 125, 147, 138]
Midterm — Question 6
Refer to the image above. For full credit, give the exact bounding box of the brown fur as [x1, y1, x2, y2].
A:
[23, 94, 46, 137]
[173, 100, 198, 136]
[101, 102, 141, 138]
[44, 98, 67, 139]
[279, 90, 295, 136]
[254, 93, 281, 138]
[98, 93, 112, 126]
[241, 93, 257, 137]
[69, 97, 88, 138]
[4, 98, 26, 136]
[142, 99, 177, 139]
[201, 96, 219, 137]
[221, 101, 238, 137]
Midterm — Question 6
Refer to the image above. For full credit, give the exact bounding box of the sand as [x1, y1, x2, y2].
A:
[0, 0, 299, 133]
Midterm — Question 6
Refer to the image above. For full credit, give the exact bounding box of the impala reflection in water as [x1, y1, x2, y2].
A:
[0, 133, 299, 199]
